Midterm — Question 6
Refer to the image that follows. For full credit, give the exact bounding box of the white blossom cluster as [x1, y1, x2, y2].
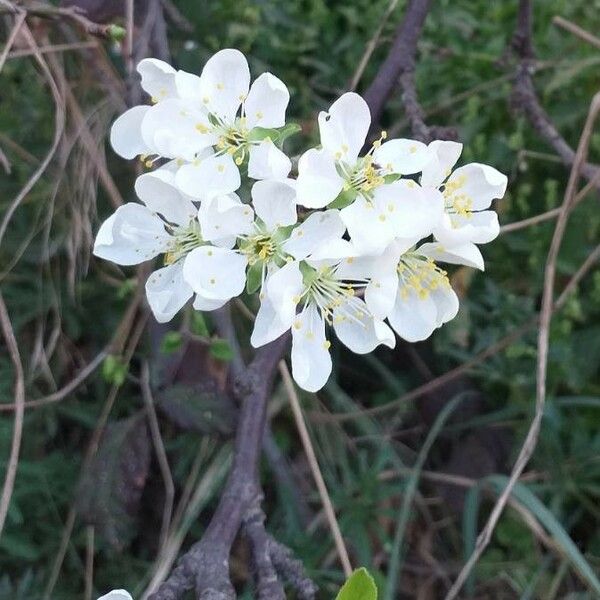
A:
[93, 49, 507, 393]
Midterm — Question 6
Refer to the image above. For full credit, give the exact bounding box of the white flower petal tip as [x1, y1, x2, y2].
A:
[318, 92, 371, 163]
[419, 241, 485, 271]
[137, 58, 177, 100]
[251, 179, 297, 230]
[110, 106, 151, 159]
[97, 590, 133, 600]
[175, 154, 241, 199]
[245, 72, 290, 129]
[291, 305, 332, 392]
[248, 140, 292, 180]
[145, 263, 193, 323]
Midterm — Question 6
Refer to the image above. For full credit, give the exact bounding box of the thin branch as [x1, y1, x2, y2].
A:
[0, 292, 25, 539]
[552, 15, 600, 51]
[141, 361, 175, 557]
[0, 1, 121, 38]
[279, 362, 353, 578]
[445, 90, 600, 600]
[84, 525, 95, 600]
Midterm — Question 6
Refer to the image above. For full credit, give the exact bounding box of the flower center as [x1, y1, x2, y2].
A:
[397, 254, 450, 300]
[301, 265, 368, 325]
[442, 175, 473, 217]
[336, 131, 388, 198]
[164, 219, 204, 265]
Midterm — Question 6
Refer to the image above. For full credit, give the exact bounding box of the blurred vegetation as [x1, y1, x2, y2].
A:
[1, 0, 599, 599]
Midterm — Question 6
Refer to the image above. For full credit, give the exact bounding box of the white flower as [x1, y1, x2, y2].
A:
[252, 246, 395, 392]
[363, 240, 469, 342]
[340, 179, 444, 256]
[93, 168, 252, 322]
[110, 50, 292, 199]
[420, 140, 507, 249]
[97, 591, 132, 600]
[296, 92, 430, 208]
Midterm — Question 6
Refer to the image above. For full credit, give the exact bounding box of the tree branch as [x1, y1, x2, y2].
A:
[148, 328, 317, 600]
[510, 0, 600, 184]
[362, 0, 455, 142]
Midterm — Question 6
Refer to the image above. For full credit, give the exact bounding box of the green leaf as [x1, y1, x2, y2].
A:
[102, 355, 128, 386]
[336, 568, 377, 600]
[161, 331, 183, 354]
[246, 260, 263, 294]
[210, 338, 234, 362]
[276, 122, 302, 144]
[192, 312, 210, 337]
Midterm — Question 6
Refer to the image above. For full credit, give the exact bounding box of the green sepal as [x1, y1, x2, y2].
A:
[246, 261, 263, 295]
[329, 188, 358, 209]
[383, 173, 402, 184]
[299, 261, 318, 286]
[247, 123, 302, 146]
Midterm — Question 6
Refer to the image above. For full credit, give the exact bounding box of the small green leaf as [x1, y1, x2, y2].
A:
[247, 123, 301, 146]
[107, 24, 127, 42]
[102, 355, 128, 386]
[246, 261, 263, 294]
[336, 568, 377, 600]
[210, 338, 234, 362]
[161, 331, 183, 354]
[192, 312, 210, 337]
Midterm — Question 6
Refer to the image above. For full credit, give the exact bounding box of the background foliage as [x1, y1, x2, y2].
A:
[1, 0, 599, 598]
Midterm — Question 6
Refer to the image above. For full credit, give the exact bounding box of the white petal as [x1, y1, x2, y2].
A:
[431, 285, 459, 325]
[296, 148, 344, 208]
[318, 92, 370, 163]
[434, 210, 500, 246]
[135, 169, 197, 226]
[446, 163, 507, 211]
[418, 241, 484, 271]
[388, 288, 438, 342]
[244, 72, 290, 129]
[145, 262, 193, 323]
[97, 589, 133, 600]
[176, 153, 241, 199]
[110, 106, 151, 159]
[363, 245, 401, 319]
[251, 179, 297, 230]
[137, 58, 176, 100]
[282, 209, 345, 260]
[250, 294, 291, 347]
[265, 261, 303, 324]
[291, 304, 332, 392]
[198, 193, 254, 243]
[333, 298, 395, 354]
[182, 246, 247, 300]
[374, 138, 429, 175]
[198, 48, 250, 121]
[421, 140, 463, 187]
[141, 99, 215, 161]
[248, 140, 292, 180]
[192, 294, 227, 311]
[93, 204, 170, 265]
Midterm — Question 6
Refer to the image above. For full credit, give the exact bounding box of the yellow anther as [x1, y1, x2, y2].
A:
[255, 111, 263, 119]
[381, 130, 388, 139]
[378, 214, 386, 222]
[335, 151, 342, 160]
[216, 83, 224, 90]
[217, 165, 225, 173]
[341, 144, 349, 153]
[210, 278, 216, 284]
[323, 340, 331, 350]
[202, 96, 210, 104]
[145, 160, 153, 168]
[151, 96, 159, 104]
[346, 257, 354, 264]
[409, 145, 417, 154]
[306, 332, 314, 340]
[387, 204, 395, 212]
[195, 123, 208, 134]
